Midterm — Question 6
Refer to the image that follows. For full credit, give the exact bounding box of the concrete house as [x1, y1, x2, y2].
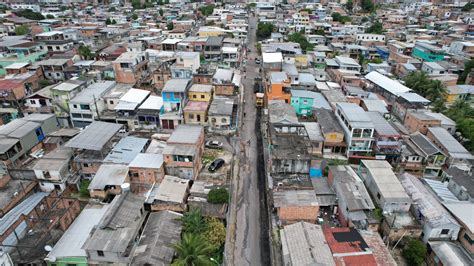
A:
[128, 153, 165, 194]
[404, 111, 441, 135]
[69, 81, 115, 128]
[208, 97, 235, 130]
[65, 121, 123, 179]
[427, 127, 474, 170]
[39, 58, 73, 81]
[188, 84, 213, 102]
[163, 125, 204, 180]
[113, 51, 149, 84]
[366, 112, 402, 164]
[88, 164, 129, 199]
[33, 146, 74, 192]
[213, 68, 235, 96]
[273, 190, 319, 225]
[314, 108, 346, 158]
[145, 175, 190, 212]
[82, 192, 146, 264]
[183, 101, 210, 126]
[335, 103, 375, 159]
[0, 114, 58, 168]
[400, 173, 460, 243]
[50, 79, 87, 127]
[328, 165, 376, 230]
[136, 95, 164, 130]
[280, 222, 335, 266]
[161, 78, 191, 112]
[114, 88, 151, 131]
[406, 133, 446, 177]
[358, 160, 411, 213]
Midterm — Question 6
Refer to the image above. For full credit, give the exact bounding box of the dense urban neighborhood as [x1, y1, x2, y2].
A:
[0, 0, 473, 265]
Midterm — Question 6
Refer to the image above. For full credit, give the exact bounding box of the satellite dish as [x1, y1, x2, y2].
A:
[44, 245, 53, 252]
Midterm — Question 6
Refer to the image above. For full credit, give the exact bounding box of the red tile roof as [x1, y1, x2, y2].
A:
[0, 79, 23, 91]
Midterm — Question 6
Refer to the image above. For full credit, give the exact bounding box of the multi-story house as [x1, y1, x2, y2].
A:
[0, 114, 59, 169]
[366, 112, 402, 164]
[335, 103, 375, 159]
[50, 79, 88, 127]
[68, 81, 115, 128]
[32, 146, 74, 192]
[39, 58, 73, 81]
[203, 36, 224, 61]
[113, 51, 149, 84]
[404, 133, 446, 177]
[163, 125, 204, 180]
[0, 41, 47, 77]
[161, 78, 191, 113]
[34, 31, 74, 55]
[412, 41, 445, 62]
[114, 88, 150, 130]
[266, 72, 291, 104]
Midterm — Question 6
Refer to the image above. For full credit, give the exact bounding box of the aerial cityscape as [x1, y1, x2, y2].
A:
[0, 0, 473, 265]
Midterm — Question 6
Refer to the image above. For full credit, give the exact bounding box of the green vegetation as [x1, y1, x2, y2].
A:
[402, 238, 427, 266]
[361, 17, 369, 23]
[247, 3, 257, 9]
[39, 80, 51, 89]
[78, 45, 93, 60]
[314, 29, 325, 36]
[366, 21, 383, 34]
[300, 8, 312, 13]
[14, 9, 45, 20]
[257, 22, 274, 39]
[345, 0, 353, 12]
[79, 179, 91, 198]
[199, 4, 215, 16]
[444, 100, 474, 152]
[106, 18, 112, 25]
[159, 8, 164, 16]
[458, 59, 474, 84]
[14, 25, 30, 35]
[331, 12, 351, 23]
[167, 22, 174, 30]
[132, 0, 141, 10]
[404, 71, 447, 102]
[207, 188, 229, 204]
[288, 31, 314, 52]
[46, 14, 55, 19]
[462, 2, 474, 12]
[108, 7, 116, 12]
[172, 233, 214, 266]
[174, 209, 225, 265]
[361, 0, 376, 13]
[132, 13, 138, 20]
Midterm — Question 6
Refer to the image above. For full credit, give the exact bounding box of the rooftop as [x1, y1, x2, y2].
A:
[103, 136, 149, 164]
[167, 125, 203, 145]
[129, 153, 164, 169]
[273, 190, 318, 208]
[162, 78, 191, 93]
[148, 175, 189, 204]
[88, 164, 129, 190]
[65, 121, 122, 151]
[428, 127, 473, 160]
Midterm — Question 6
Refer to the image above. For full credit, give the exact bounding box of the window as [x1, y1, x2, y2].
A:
[83, 163, 90, 167]
[193, 95, 197, 99]
[377, 192, 381, 200]
[221, 118, 227, 123]
[201, 95, 205, 99]
[441, 229, 450, 235]
[109, 100, 114, 104]
[30, 99, 36, 104]
[66, 264, 77, 266]
[97, 250, 104, 257]
[463, 233, 473, 245]
[189, 114, 194, 119]
[80, 104, 90, 110]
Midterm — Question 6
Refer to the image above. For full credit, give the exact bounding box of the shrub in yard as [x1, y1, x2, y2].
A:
[402, 238, 427, 266]
[207, 188, 229, 204]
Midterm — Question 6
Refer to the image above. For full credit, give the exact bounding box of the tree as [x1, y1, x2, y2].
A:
[179, 208, 208, 234]
[164, 0, 169, 4]
[366, 21, 383, 34]
[404, 71, 447, 101]
[431, 99, 446, 113]
[78, 44, 92, 60]
[402, 238, 427, 266]
[458, 59, 474, 84]
[361, 0, 375, 13]
[257, 22, 274, 39]
[167, 22, 174, 30]
[207, 188, 229, 204]
[172, 234, 213, 266]
[108, 7, 116, 12]
[444, 99, 474, 152]
[105, 18, 112, 25]
[15, 25, 30, 35]
[314, 29, 325, 36]
[288, 32, 314, 52]
[247, 3, 257, 9]
[46, 14, 55, 19]
[361, 17, 369, 23]
[199, 4, 215, 17]
[14, 9, 44, 20]
[159, 8, 164, 16]
[345, 0, 353, 12]
[132, 0, 141, 10]
[462, 2, 474, 12]
[331, 12, 351, 23]
[79, 179, 90, 198]
[132, 13, 138, 20]
[203, 218, 226, 252]
[112, 19, 117, 25]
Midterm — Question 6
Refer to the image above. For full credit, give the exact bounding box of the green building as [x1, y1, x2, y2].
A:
[44, 205, 110, 266]
[290, 89, 331, 116]
[412, 42, 445, 62]
[0, 42, 47, 76]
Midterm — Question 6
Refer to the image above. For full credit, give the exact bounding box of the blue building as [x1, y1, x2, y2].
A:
[161, 78, 191, 112]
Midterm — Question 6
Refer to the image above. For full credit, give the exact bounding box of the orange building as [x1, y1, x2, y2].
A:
[266, 71, 291, 104]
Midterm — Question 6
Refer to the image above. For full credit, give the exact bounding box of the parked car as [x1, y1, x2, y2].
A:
[255, 58, 261, 64]
[208, 159, 225, 172]
[205, 140, 223, 149]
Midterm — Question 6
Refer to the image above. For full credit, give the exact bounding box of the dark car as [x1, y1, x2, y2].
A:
[205, 140, 223, 149]
[255, 58, 261, 64]
[208, 159, 225, 172]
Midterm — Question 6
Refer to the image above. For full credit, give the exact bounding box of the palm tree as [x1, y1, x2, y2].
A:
[179, 208, 208, 234]
[425, 80, 447, 101]
[172, 233, 214, 266]
[404, 71, 429, 96]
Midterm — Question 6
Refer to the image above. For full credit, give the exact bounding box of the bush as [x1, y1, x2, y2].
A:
[208, 188, 229, 204]
[79, 179, 90, 198]
[402, 238, 427, 265]
[257, 22, 274, 39]
[203, 217, 226, 251]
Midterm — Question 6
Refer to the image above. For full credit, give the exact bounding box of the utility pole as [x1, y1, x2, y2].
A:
[93, 94, 101, 121]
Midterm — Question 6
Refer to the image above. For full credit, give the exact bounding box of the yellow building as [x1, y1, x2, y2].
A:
[446, 85, 471, 104]
[198, 26, 227, 37]
[295, 54, 309, 68]
[188, 84, 213, 102]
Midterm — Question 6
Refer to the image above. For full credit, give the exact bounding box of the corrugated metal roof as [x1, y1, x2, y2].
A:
[65, 121, 122, 151]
